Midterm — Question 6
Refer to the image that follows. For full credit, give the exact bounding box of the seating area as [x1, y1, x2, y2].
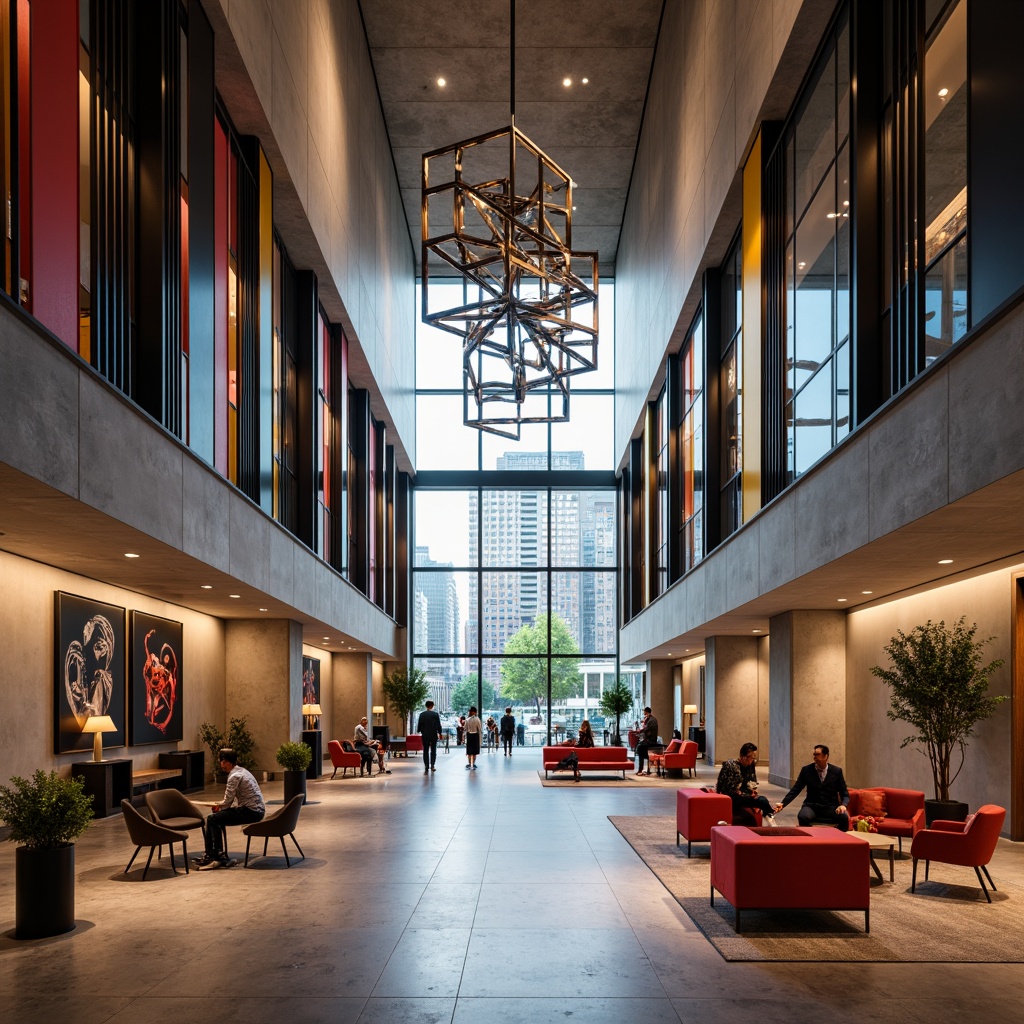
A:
[120, 799, 192, 880]
[848, 786, 925, 852]
[911, 804, 1006, 902]
[542, 745, 631, 778]
[650, 739, 698, 778]
[242, 793, 306, 868]
[327, 739, 363, 778]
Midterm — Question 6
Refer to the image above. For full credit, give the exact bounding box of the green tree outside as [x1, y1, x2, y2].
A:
[500, 613, 580, 713]
[382, 666, 432, 734]
[450, 672, 497, 714]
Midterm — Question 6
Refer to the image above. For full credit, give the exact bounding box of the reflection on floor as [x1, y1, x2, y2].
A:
[2, 748, 1023, 1023]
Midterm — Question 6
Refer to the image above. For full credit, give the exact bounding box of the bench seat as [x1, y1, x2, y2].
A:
[542, 745, 630, 778]
[132, 768, 183, 793]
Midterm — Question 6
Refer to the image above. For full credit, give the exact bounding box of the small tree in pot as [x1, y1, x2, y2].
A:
[599, 678, 635, 746]
[0, 770, 95, 939]
[870, 617, 1006, 823]
[382, 666, 431, 735]
[276, 741, 312, 805]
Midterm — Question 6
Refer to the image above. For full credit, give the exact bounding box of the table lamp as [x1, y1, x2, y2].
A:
[372, 705, 385, 725]
[683, 704, 698, 732]
[82, 715, 117, 761]
[302, 703, 322, 730]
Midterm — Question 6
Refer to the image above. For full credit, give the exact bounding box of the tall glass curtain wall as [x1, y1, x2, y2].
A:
[413, 281, 621, 741]
[622, 0, 975, 625]
[0, 0, 392, 611]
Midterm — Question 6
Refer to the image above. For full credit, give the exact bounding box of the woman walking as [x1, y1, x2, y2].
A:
[464, 706, 482, 770]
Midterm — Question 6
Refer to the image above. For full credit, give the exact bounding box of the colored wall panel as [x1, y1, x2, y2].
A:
[213, 120, 228, 476]
[741, 132, 762, 522]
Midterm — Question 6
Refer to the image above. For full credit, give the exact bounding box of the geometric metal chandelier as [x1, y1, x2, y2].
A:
[421, 2, 598, 439]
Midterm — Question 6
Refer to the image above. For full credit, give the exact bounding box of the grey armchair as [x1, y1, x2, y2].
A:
[242, 793, 305, 867]
[121, 799, 190, 879]
[145, 788, 206, 839]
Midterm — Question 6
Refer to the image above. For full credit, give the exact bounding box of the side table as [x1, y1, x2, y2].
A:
[72, 758, 132, 818]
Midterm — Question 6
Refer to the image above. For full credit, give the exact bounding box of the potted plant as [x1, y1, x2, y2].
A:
[198, 722, 225, 780]
[382, 665, 431, 735]
[0, 770, 95, 939]
[599, 678, 635, 746]
[200, 717, 258, 782]
[871, 617, 1007, 825]
[276, 741, 312, 805]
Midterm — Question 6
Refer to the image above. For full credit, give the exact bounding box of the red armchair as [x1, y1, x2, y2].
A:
[664, 739, 699, 778]
[910, 804, 1006, 902]
[848, 786, 925, 852]
[405, 734, 423, 754]
[328, 739, 362, 778]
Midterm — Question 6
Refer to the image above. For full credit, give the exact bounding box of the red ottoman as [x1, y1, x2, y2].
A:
[710, 825, 870, 932]
[676, 789, 732, 856]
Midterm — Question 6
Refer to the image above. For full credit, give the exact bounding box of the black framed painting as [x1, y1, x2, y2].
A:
[302, 656, 321, 706]
[129, 611, 183, 744]
[55, 592, 126, 755]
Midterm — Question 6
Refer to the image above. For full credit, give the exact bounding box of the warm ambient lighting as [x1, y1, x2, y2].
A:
[259, 607, 268, 612]
[437, 77, 446, 87]
[581, 77, 589, 84]
[302, 703, 323, 729]
[862, 590, 873, 595]
[82, 715, 116, 762]
[683, 704, 698, 731]
[563, 76, 572, 86]
[124, 552, 139, 558]
[938, 558, 954, 564]
[229, 594, 240, 599]
[753, 629, 762, 633]
[837, 597, 848, 602]
[938, 87, 949, 97]
[201, 585, 213, 589]
[372, 704, 385, 726]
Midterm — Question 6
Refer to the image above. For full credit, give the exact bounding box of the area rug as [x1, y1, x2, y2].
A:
[609, 815, 1024, 963]
[538, 770, 712, 788]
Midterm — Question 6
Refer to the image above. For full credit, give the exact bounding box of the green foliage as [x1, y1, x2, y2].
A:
[870, 617, 1007, 801]
[500, 614, 581, 712]
[276, 741, 313, 772]
[599, 678, 636, 743]
[450, 672, 497, 714]
[382, 665, 432, 734]
[0, 770, 94, 850]
[199, 717, 257, 772]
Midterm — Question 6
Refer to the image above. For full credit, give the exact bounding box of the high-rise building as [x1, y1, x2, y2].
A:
[414, 545, 461, 705]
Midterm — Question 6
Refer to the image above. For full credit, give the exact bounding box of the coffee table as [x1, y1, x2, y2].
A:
[849, 829, 896, 882]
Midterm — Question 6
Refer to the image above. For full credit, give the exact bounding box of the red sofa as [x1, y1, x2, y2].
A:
[711, 825, 871, 932]
[848, 787, 925, 852]
[542, 745, 630, 778]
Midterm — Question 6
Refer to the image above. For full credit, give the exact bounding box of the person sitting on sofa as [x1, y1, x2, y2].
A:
[576, 720, 595, 748]
[716, 742, 777, 825]
[774, 743, 850, 831]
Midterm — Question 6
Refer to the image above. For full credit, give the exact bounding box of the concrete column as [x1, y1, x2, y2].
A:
[768, 610, 846, 788]
[647, 659, 674, 743]
[331, 653, 375, 743]
[224, 619, 302, 775]
[705, 636, 766, 766]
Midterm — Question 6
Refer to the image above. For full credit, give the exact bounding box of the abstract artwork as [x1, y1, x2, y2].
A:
[302, 656, 321, 706]
[130, 612, 183, 744]
[55, 592, 126, 755]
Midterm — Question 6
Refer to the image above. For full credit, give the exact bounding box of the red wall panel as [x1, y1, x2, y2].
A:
[213, 120, 228, 476]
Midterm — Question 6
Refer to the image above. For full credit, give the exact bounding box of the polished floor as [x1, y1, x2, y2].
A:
[3, 747, 1024, 1023]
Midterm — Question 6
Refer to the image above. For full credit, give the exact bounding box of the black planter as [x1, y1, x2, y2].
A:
[283, 769, 307, 805]
[925, 799, 969, 827]
[16, 844, 75, 939]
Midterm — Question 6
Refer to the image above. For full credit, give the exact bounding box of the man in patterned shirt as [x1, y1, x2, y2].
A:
[715, 742, 777, 825]
[194, 748, 266, 869]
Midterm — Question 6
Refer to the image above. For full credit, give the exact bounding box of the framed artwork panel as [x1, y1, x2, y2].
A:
[55, 592, 126, 755]
[130, 611, 184, 744]
[302, 656, 321, 706]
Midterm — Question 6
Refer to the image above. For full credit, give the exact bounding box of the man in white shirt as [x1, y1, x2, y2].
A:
[195, 748, 265, 869]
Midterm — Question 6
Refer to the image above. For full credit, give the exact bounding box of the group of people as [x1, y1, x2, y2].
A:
[715, 741, 851, 830]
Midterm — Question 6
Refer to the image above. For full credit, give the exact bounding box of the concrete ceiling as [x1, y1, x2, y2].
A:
[359, 0, 665, 277]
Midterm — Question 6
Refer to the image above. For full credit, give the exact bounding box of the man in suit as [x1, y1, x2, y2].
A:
[775, 743, 851, 831]
[499, 707, 516, 756]
[635, 706, 660, 775]
[416, 700, 444, 774]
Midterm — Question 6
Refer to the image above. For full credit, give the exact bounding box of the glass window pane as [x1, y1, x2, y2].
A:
[924, 236, 967, 364]
[793, 359, 833, 476]
[550, 394, 614, 470]
[585, 278, 615, 390]
[481, 422, 550, 470]
[481, 490, 549, 568]
[794, 166, 837, 385]
[415, 490, 473, 566]
[836, 340, 850, 441]
[553, 571, 617, 655]
[416, 395, 479, 470]
[412, 569, 475, 661]
[417, 281, 473, 390]
[836, 12, 850, 147]
[481, 571, 544, 653]
[794, 50, 836, 219]
[835, 142, 851, 346]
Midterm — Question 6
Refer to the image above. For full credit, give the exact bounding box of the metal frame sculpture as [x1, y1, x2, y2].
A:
[420, 3, 598, 439]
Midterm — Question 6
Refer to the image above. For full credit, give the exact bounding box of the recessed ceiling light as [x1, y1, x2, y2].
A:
[938, 558, 954, 564]
[837, 597, 848, 602]
[581, 77, 589, 84]
[437, 77, 446, 87]
[753, 629, 762, 633]
[124, 552, 140, 558]
[201, 585, 213, 590]
[323, 637, 329, 641]
[563, 77, 572, 87]
[938, 87, 949, 97]
[798, 261, 806, 269]
[862, 590, 873, 595]
[259, 607, 268, 612]
[229, 594, 240, 599]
